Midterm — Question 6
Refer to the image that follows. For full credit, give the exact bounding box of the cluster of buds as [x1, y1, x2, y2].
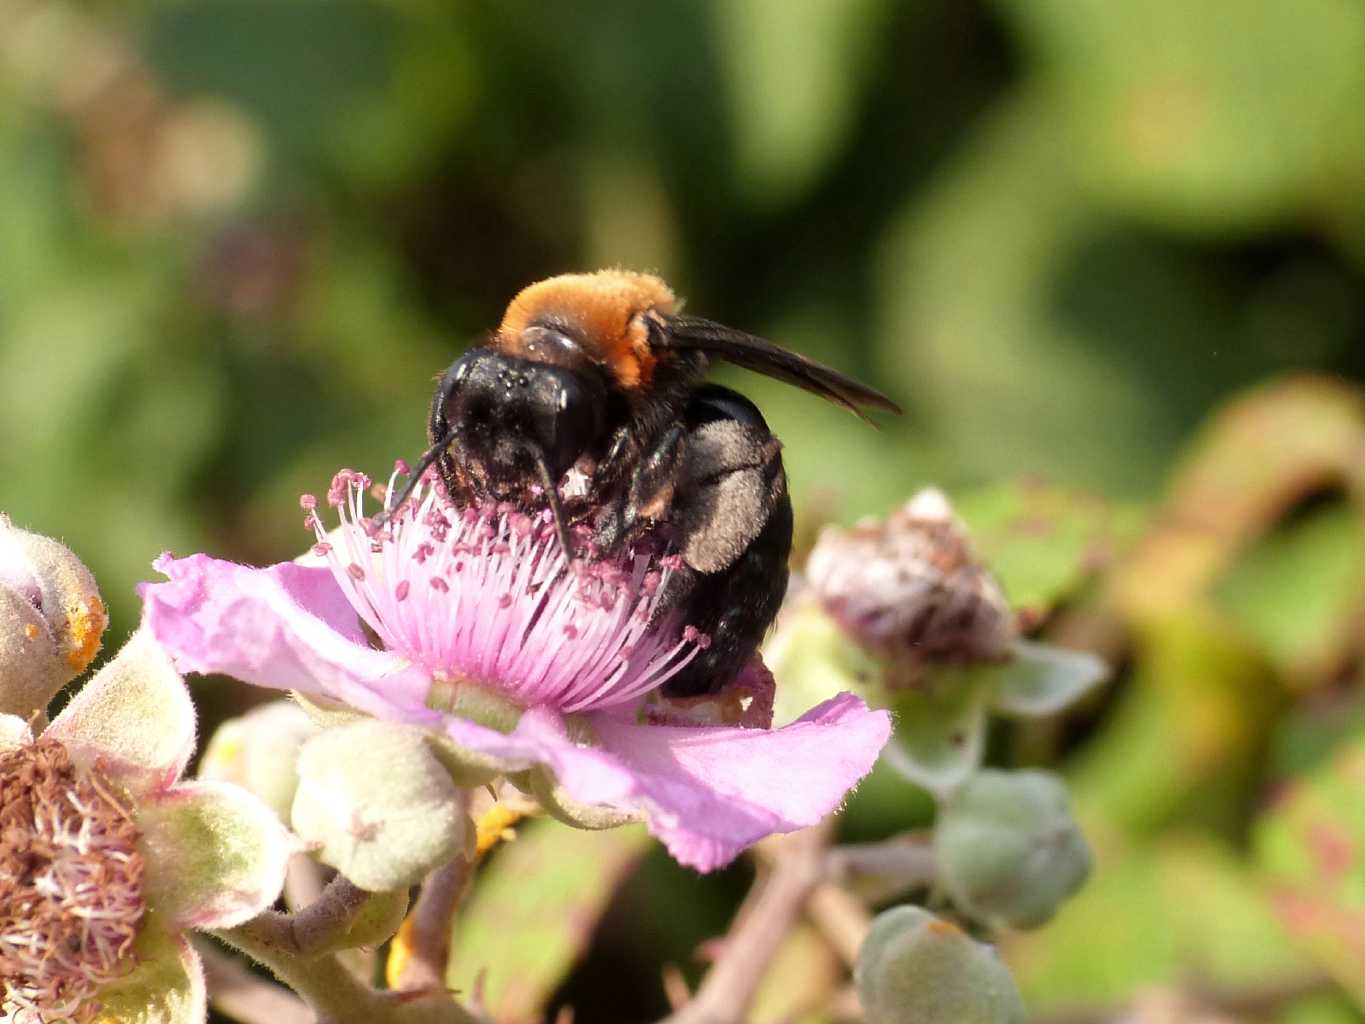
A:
[1, 520, 291, 1024]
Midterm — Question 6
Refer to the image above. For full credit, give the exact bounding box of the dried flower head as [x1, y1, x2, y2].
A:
[806, 488, 1014, 677]
[0, 631, 293, 1024]
[142, 466, 891, 872]
[0, 739, 144, 1023]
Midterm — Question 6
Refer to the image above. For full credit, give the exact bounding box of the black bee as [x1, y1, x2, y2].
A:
[395, 270, 900, 697]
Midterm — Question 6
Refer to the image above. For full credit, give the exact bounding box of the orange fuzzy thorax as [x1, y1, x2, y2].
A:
[496, 270, 676, 388]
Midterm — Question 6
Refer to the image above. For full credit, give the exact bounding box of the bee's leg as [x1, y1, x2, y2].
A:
[656, 388, 794, 698]
[593, 424, 688, 552]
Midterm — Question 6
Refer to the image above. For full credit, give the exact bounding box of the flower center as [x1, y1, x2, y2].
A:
[304, 468, 704, 714]
[0, 738, 145, 1023]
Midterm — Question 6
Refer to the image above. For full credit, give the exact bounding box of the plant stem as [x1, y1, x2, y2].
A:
[211, 916, 387, 1023]
[659, 822, 832, 1024]
[391, 855, 476, 991]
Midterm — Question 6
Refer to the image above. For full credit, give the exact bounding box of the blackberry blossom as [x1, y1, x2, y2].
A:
[142, 467, 891, 871]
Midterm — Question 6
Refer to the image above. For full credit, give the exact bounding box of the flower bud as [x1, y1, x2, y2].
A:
[806, 489, 1014, 686]
[0, 515, 107, 715]
[199, 699, 318, 822]
[291, 720, 472, 891]
[934, 770, 1091, 930]
[855, 905, 1025, 1024]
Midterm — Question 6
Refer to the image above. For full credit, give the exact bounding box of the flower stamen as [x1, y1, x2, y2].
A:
[306, 469, 705, 714]
[0, 738, 145, 1023]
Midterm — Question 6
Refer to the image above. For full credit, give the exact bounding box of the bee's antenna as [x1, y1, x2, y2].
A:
[532, 450, 576, 563]
[375, 432, 452, 528]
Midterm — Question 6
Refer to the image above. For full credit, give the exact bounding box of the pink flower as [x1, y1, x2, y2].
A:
[140, 469, 890, 872]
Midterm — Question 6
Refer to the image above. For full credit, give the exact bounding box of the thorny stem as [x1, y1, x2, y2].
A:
[824, 832, 937, 892]
[805, 883, 872, 968]
[660, 822, 833, 1024]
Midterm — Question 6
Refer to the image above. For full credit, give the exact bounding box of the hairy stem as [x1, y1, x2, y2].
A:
[211, 915, 387, 1023]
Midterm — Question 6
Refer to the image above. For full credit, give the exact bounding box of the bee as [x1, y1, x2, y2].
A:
[396, 270, 900, 697]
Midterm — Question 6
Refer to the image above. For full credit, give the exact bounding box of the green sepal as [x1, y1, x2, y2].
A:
[989, 640, 1107, 718]
[90, 929, 205, 1024]
[881, 670, 990, 799]
[0, 712, 32, 751]
[522, 765, 643, 831]
[138, 780, 294, 931]
[45, 631, 196, 795]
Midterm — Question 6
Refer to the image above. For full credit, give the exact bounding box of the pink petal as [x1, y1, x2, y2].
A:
[436, 708, 639, 804]
[140, 554, 429, 716]
[437, 694, 890, 872]
[590, 693, 891, 871]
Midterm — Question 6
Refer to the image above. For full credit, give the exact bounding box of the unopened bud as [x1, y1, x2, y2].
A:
[806, 489, 1013, 685]
[292, 720, 471, 891]
[855, 905, 1025, 1024]
[935, 770, 1091, 930]
[199, 700, 319, 822]
[0, 516, 107, 715]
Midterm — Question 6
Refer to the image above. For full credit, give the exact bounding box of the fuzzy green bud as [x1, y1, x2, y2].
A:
[199, 700, 318, 822]
[935, 770, 1091, 930]
[291, 720, 472, 892]
[855, 905, 1025, 1024]
[0, 516, 107, 716]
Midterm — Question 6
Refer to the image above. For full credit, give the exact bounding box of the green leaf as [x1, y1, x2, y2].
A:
[1009, 834, 1312, 1009]
[1255, 736, 1365, 1006]
[447, 819, 651, 1022]
[996, 0, 1365, 232]
[956, 481, 1140, 623]
[1214, 500, 1365, 686]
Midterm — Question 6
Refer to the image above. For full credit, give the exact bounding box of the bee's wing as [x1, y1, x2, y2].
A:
[660, 315, 902, 421]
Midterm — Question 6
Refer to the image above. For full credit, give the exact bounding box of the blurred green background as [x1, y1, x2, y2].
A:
[4, 1, 1365, 1021]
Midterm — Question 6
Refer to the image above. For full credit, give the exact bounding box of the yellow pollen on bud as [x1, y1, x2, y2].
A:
[65, 595, 107, 673]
